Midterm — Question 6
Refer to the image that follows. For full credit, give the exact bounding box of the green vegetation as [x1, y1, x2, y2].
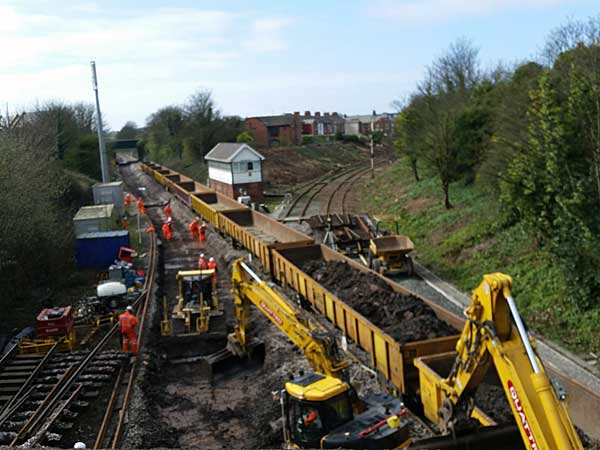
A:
[361, 158, 599, 356]
[295, 143, 367, 166]
[142, 90, 243, 163]
[0, 124, 95, 334]
[384, 18, 600, 357]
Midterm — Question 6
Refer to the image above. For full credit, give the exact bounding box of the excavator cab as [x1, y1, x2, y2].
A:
[283, 372, 409, 449]
[284, 373, 354, 448]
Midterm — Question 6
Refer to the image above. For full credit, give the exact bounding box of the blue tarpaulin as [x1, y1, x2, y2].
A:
[76, 231, 130, 270]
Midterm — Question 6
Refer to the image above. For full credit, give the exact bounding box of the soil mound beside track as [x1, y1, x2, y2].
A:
[300, 260, 456, 342]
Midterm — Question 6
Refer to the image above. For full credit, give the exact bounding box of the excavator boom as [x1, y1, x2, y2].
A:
[228, 259, 349, 379]
[415, 273, 583, 450]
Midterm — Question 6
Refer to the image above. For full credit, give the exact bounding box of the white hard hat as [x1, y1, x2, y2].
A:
[167, 217, 172, 222]
[209, 257, 214, 262]
[200, 253, 204, 258]
[126, 306, 133, 312]
[74, 442, 87, 449]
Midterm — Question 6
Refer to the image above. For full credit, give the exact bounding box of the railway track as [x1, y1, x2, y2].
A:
[137, 160, 600, 444]
[0, 218, 157, 448]
[95, 221, 157, 449]
[280, 162, 383, 221]
[279, 165, 362, 219]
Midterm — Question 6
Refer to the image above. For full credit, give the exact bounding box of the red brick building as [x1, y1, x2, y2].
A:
[204, 143, 265, 201]
[245, 113, 303, 147]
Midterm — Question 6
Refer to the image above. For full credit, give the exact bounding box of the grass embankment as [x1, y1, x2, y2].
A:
[359, 157, 599, 359]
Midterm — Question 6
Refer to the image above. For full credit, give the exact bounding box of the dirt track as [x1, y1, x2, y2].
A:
[119, 163, 313, 449]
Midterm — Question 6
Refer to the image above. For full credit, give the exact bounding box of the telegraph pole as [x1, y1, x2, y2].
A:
[370, 121, 375, 179]
[90, 61, 109, 183]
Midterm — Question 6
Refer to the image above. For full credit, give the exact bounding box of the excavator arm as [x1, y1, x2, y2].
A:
[229, 259, 349, 379]
[432, 273, 583, 450]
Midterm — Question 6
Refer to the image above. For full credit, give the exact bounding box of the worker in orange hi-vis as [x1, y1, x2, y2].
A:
[119, 306, 138, 354]
[124, 193, 132, 209]
[198, 253, 208, 270]
[162, 222, 172, 241]
[164, 202, 172, 219]
[208, 257, 218, 287]
[136, 199, 145, 215]
[199, 222, 207, 246]
[189, 220, 199, 240]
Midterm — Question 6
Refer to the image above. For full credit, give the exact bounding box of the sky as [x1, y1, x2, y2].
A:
[1, 0, 599, 130]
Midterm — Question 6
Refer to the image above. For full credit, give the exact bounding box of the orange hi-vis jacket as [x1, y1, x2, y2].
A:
[119, 311, 137, 334]
[162, 223, 172, 240]
[198, 257, 208, 270]
[124, 194, 132, 207]
[189, 220, 199, 238]
[164, 204, 172, 218]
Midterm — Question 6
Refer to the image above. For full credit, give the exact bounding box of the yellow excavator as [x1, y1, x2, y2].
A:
[204, 258, 412, 449]
[413, 273, 584, 450]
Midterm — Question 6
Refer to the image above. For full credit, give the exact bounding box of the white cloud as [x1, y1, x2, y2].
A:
[367, 0, 563, 23]
[244, 17, 292, 52]
[0, 4, 293, 127]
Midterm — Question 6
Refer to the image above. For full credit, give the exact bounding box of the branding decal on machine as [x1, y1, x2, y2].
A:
[508, 380, 538, 450]
[260, 301, 283, 325]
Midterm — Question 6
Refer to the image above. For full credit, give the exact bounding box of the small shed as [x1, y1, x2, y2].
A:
[73, 205, 117, 236]
[204, 143, 265, 201]
[75, 230, 130, 270]
[93, 181, 124, 214]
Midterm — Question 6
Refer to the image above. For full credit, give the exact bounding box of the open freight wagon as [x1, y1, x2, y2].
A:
[272, 243, 461, 395]
[218, 209, 314, 273]
[190, 191, 247, 228]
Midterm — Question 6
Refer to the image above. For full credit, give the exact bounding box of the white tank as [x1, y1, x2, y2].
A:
[97, 281, 127, 298]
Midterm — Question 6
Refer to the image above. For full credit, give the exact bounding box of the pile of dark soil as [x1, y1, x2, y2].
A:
[474, 384, 513, 424]
[301, 260, 456, 342]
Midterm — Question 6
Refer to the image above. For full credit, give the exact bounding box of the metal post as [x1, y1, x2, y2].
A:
[370, 135, 374, 178]
[90, 61, 109, 183]
[136, 210, 141, 245]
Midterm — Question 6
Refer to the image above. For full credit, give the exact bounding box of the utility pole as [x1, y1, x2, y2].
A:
[90, 61, 109, 183]
[370, 121, 375, 179]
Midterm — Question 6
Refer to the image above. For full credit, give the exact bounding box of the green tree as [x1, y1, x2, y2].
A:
[117, 121, 138, 139]
[503, 69, 600, 308]
[64, 134, 102, 180]
[145, 106, 185, 160]
[236, 130, 254, 144]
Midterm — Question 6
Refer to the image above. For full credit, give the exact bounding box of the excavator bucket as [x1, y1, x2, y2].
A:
[198, 339, 266, 383]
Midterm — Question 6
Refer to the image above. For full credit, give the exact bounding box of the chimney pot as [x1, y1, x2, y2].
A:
[315, 112, 321, 117]
[332, 112, 338, 117]
[324, 112, 330, 116]
[293, 111, 300, 116]
[305, 111, 311, 117]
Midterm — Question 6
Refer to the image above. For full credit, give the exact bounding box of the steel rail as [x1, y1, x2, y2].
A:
[9, 366, 75, 446]
[110, 231, 157, 448]
[93, 366, 125, 449]
[0, 341, 60, 417]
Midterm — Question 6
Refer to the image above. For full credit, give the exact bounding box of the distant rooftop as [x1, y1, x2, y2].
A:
[204, 143, 265, 163]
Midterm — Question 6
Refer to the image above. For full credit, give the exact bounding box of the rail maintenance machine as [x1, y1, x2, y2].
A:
[160, 269, 223, 337]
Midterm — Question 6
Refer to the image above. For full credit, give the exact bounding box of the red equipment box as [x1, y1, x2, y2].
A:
[36, 306, 74, 338]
